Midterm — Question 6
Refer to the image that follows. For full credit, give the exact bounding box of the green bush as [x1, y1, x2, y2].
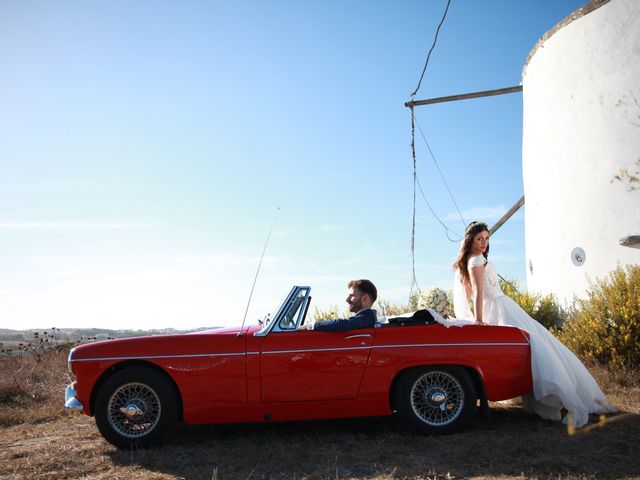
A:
[312, 305, 347, 321]
[553, 264, 640, 369]
[360, 291, 437, 318]
[499, 278, 561, 330]
[313, 295, 419, 320]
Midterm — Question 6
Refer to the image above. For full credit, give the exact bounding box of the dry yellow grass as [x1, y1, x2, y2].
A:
[0, 346, 71, 428]
[1, 349, 639, 480]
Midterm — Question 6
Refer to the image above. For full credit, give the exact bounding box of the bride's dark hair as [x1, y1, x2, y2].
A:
[453, 221, 490, 286]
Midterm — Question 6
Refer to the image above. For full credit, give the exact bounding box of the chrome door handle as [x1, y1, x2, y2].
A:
[344, 334, 371, 339]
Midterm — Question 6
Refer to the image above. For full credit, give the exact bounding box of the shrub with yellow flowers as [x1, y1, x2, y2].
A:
[553, 264, 640, 369]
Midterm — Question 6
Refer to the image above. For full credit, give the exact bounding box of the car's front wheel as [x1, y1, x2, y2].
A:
[393, 366, 477, 435]
[94, 366, 178, 449]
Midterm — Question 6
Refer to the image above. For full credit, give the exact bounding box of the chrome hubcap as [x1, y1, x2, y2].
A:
[430, 391, 447, 408]
[120, 403, 145, 419]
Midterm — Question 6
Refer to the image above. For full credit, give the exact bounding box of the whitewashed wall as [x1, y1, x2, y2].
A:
[522, 0, 640, 305]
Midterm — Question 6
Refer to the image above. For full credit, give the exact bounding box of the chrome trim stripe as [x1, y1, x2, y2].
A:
[372, 342, 529, 349]
[259, 346, 371, 355]
[71, 352, 245, 362]
[72, 341, 529, 362]
[256, 342, 528, 356]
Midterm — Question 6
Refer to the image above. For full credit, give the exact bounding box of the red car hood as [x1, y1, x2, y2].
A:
[71, 324, 260, 360]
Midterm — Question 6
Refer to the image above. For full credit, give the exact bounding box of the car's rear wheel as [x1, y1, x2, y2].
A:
[393, 366, 476, 435]
[94, 367, 177, 449]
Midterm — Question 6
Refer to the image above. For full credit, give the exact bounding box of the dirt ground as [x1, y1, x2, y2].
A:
[1, 353, 639, 480]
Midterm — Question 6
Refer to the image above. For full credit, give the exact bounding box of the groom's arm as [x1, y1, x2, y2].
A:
[302, 310, 376, 332]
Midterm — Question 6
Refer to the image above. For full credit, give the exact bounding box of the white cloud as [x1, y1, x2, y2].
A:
[304, 224, 364, 234]
[0, 248, 468, 331]
[0, 252, 299, 330]
[336, 255, 373, 266]
[197, 253, 283, 269]
[0, 182, 104, 194]
[448, 205, 507, 221]
[0, 220, 164, 230]
[447, 205, 525, 223]
[318, 224, 340, 233]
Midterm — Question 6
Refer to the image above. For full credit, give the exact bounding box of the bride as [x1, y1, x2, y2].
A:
[452, 221, 614, 427]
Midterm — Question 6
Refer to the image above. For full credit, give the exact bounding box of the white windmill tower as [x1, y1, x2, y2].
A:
[522, 0, 640, 304]
[405, 0, 639, 304]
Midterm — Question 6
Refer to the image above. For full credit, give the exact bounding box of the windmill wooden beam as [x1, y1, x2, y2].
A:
[405, 85, 522, 108]
[490, 195, 525, 236]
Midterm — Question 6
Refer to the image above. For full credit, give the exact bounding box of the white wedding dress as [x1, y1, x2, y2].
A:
[454, 255, 614, 427]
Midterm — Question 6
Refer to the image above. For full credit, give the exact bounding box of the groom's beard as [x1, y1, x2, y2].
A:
[349, 300, 363, 313]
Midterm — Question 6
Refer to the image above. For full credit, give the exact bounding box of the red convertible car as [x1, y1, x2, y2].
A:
[65, 286, 533, 449]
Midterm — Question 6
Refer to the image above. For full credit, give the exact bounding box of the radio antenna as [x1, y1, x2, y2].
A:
[238, 207, 280, 337]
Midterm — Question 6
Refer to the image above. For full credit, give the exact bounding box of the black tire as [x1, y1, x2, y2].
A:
[94, 366, 178, 449]
[393, 366, 477, 435]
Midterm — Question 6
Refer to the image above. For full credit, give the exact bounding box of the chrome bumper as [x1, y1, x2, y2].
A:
[64, 383, 83, 410]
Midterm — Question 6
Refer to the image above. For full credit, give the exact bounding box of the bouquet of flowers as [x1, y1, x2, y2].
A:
[418, 287, 451, 317]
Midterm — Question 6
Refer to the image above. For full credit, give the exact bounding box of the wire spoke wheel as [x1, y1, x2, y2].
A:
[394, 366, 476, 435]
[410, 371, 464, 426]
[107, 382, 162, 438]
[95, 367, 177, 449]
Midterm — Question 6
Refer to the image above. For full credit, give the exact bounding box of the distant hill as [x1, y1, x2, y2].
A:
[0, 326, 219, 346]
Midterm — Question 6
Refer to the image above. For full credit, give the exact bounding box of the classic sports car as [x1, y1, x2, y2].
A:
[65, 286, 533, 449]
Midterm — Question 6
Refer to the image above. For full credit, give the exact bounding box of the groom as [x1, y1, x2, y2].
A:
[298, 279, 377, 332]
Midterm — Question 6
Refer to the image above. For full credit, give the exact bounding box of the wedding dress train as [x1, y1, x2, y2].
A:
[453, 255, 614, 427]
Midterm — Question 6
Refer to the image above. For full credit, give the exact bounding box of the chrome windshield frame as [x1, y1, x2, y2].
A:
[254, 286, 311, 337]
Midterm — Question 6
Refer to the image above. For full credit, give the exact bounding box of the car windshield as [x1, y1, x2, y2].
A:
[278, 289, 307, 330]
[255, 286, 310, 335]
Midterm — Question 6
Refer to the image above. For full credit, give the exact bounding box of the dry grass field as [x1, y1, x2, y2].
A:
[1, 347, 639, 480]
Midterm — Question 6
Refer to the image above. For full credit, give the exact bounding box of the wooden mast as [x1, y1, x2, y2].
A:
[406, 85, 525, 235]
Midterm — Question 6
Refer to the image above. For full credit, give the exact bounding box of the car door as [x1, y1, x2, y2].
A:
[259, 329, 374, 403]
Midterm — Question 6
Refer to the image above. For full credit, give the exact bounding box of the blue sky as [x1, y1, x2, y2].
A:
[0, 0, 587, 330]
